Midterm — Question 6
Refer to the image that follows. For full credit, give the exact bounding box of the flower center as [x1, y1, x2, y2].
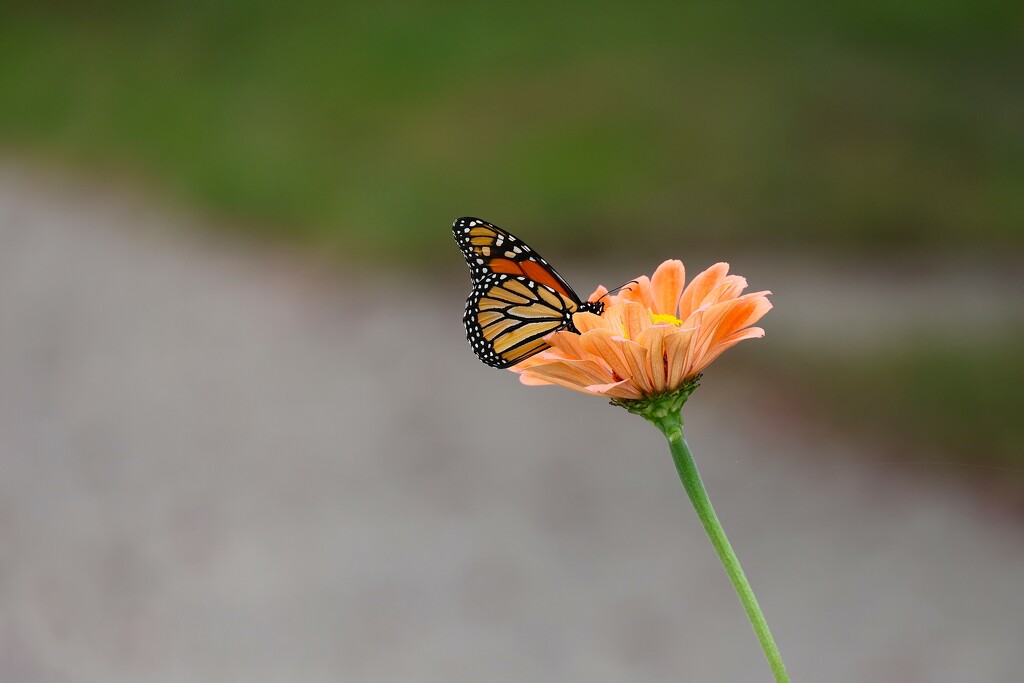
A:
[651, 312, 683, 326]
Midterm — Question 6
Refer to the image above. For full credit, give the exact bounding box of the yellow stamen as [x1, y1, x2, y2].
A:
[652, 312, 683, 326]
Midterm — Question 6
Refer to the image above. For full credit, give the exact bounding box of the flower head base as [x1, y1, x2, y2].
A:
[512, 259, 771, 404]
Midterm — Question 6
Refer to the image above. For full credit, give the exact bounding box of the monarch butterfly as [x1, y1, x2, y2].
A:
[453, 216, 605, 368]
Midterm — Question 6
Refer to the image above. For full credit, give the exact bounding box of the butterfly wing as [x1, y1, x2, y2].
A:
[464, 272, 582, 368]
[453, 217, 597, 368]
[452, 217, 584, 304]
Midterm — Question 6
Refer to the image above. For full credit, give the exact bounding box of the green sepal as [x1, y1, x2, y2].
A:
[609, 374, 701, 423]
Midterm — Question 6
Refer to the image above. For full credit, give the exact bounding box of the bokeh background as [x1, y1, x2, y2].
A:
[1, 2, 1022, 681]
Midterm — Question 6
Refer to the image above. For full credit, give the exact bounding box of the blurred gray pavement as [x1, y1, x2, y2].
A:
[2, 163, 1023, 682]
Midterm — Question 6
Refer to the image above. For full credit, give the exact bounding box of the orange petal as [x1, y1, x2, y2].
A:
[686, 300, 735, 363]
[615, 337, 654, 395]
[572, 311, 608, 334]
[636, 325, 676, 393]
[546, 329, 587, 359]
[705, 275, 748, 305]
[619, 275, 656, 310]
[706, 295, 773, 348]
[695, 327, 766, 371]
[724, 293, 772, 329]
[584, 379, 644, 400]
[650, 259, 686, 316]
[512, 353, 554, 371]
[619, 301, 653, 340]
[718, 325, 766, 345]
[518, 359, 615, 391]
[679, 303, 709, 337]
[679, 262, 729, 319]
[600, 305, 626, 338]
[684, 294, 770, 374]
[579, 328, 633, 381]
[664, 325, 698, 388]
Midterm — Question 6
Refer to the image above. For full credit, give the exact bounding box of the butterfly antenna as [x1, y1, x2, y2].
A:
[597, 279, 639, 302]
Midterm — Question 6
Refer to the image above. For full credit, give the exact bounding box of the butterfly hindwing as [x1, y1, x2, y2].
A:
[465, 273, 581, 368]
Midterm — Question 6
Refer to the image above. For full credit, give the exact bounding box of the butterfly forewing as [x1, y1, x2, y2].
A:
[452, 217, 581, 301]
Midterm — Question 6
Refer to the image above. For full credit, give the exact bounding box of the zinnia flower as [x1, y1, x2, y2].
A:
[512, 259, 772, 401]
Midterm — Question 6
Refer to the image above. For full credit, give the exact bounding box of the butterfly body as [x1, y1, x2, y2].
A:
[453, 217, 604, 368]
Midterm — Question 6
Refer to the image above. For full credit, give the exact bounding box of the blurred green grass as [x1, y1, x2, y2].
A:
[1, 1, 1022, 261]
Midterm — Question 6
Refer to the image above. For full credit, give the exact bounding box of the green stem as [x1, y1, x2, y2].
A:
[653, 410, 790, 682]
